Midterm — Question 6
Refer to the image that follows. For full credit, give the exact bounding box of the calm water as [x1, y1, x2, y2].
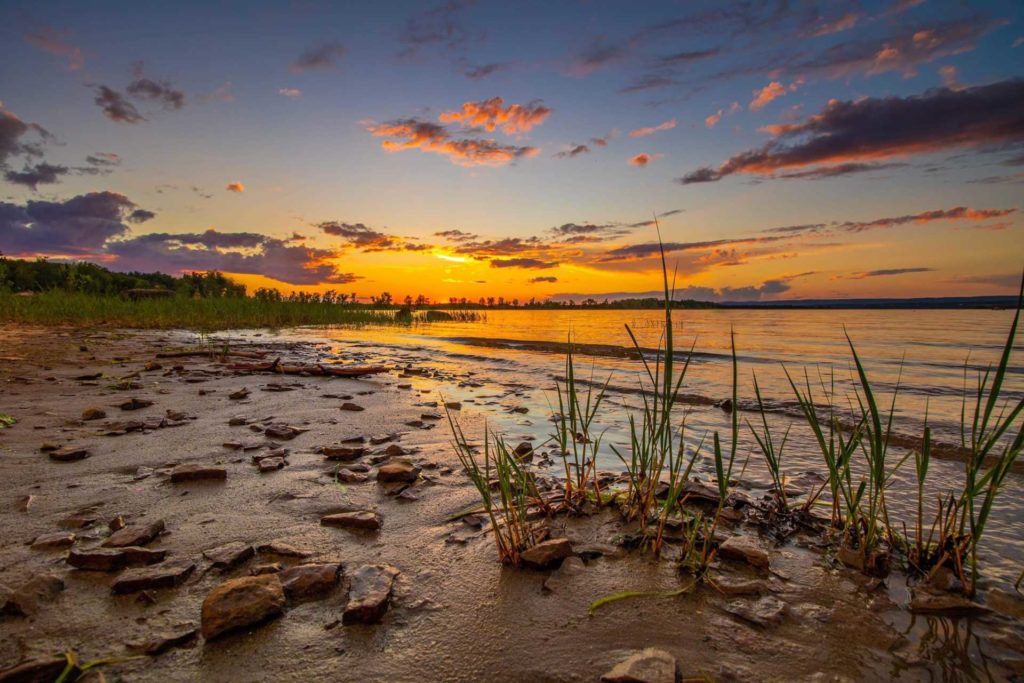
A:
[250, 308, 1024, 587]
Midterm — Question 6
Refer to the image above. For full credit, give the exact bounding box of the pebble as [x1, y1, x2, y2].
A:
[321, 511, 382, 531]
[376, 461, 421, 483]
[48, 445, 91, 462]
[718, 536, 770, 568]
[103, 520, 165, 548]
[340, 403, 365, 412]
[203, 542, 255, 570]
[170, 464, 227, 483]
[520, 538, 574, 569]
[30, 531, 76, 550]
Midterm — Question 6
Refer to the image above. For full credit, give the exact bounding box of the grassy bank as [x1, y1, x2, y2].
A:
[0, 291, 477, 330]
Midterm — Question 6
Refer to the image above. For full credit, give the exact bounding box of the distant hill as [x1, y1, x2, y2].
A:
[718, 295, 1018, 309]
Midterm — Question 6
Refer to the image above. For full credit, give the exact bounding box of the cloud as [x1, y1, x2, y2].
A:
[0, 108, 52, 165]
[629, 119, 677, 138]
[205, 82, 235, 103]
[749, 80, 799, 110]
[318, 221, 430, 253]
[226, 182, 245, 193]
[939, 64, 962, 90]
[0, 191, 147, 256]
[657, 48, 720, 65]
[554, 144, 590, 159]
[4, 162, 69, 190]
[366, 118, 538, 167]
[809, 12, 860, 37]
[85, 152, 121, 168]
[528, 276, 558, 283]
[679, 80, 1024, 184]
[464, 62, 511, 79]
[489, 258, 558, 269]
[705, 102, 741, 128]
[399, 0, 478, 58]
[438, 97, 551, 135]
[600, 235, 788, 262]
[566, 37, 627, 77]
[629, 153, 662, 167]
[278, 88, 302, 98]
[93, 86, 145, 124]
[590, 130, 618, 147]
[127, 64, 185, 110]
[24, 26, 84, 70]
[761, 206, 1016, 236]
[774, 162, 907, 180]
[129, 209, 156, 223]
[290, 42, 347, 73]
[434, 229, 478, 242]
[841, 267, 934, 279]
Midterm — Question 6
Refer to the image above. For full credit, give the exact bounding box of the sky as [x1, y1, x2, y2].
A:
[1, 0, 1022, 303]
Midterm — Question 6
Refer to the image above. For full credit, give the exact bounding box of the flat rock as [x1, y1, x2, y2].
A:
[1, 575, 65, 616]
[715, 576, 769, 596]
[170, 464, 227, 483]
[250, 563, 283, 575]
[909, 590, 991, 616]
[339, 402, 364, 412]
[718, 536, 769, 568]
[112, 559, 195, 594]
[521, 538, 573, 569]
[601, 648, 677, 683]
[201, 574, 286, 640]
[723, 596, 787, 627]
[376, 460, 420, 483]
[203, 542, 254, 570]
[30, 531, 76, 550]
[321, 511, 381, 531]
[48, 445, 90, 462]
[258, 456, 286, 472]
[323, 446, 364, 461]
[575, 543, 624, 560]
[264, 424, 302, 440]
[343, 564, 400, 624]
[132, 623, 198, 655]
[68, 547, 129, 572]
[0, 656, 68, 683]
[280, 563, 342, 602]
[256, 541, 312, 558]
[103, 520, 165, 548]
[118, 398, 154, 411]
[336, 468, 369, 483]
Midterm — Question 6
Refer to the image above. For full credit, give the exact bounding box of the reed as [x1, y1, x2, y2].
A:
[445, 408, 545, 566]
[552, 342, 612, 510]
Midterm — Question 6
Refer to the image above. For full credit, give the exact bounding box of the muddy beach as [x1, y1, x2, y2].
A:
[1, 325, 1023, 682]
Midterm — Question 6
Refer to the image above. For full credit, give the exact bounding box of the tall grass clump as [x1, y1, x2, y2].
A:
[552, 341, 612, 510]
[446, 409, 546, 566]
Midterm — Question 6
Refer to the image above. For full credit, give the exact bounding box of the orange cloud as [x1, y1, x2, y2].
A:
[629, 153, 663, 167]
[24, 26, 84, 70]
[226, 182, 245, 193]
[750, 80, 800, 110]
[629, 119, 677, 138]
[438, 97, 551, 134]
[367, 119, 538, 167]
[705, 102, 740, 128]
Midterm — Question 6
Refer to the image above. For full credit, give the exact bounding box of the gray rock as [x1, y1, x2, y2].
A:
[723, 596, 787, 627]
[201, 574, 285, 640]
[601, 648, 677, 683]
[343, 564, 400, 624]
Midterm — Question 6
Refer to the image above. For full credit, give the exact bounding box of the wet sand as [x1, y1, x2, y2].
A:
[1, 325, 1023, 682]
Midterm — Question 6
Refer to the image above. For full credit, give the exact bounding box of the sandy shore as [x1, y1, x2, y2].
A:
[1, 326, 1022, 682]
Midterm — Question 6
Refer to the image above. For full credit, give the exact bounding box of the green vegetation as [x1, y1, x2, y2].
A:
[0, 257, 479, 330]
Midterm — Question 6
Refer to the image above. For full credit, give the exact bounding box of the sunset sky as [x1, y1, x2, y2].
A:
[1, 0, 1022, 302]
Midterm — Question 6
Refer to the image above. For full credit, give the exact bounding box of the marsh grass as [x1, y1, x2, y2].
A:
[446, 408, 546, 565]
[552, 342, 611, 511]
[0, 291, 478, 331]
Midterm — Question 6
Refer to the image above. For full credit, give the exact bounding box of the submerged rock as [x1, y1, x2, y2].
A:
[909, 590, 990, 616]
[343, 564, 400, 624]
[718, 536, 769, 568]
[1, 574, 65, 617]
[201, 574, 286, 640]
[321, 511, 381, 531]
[280, 563, 342, 602]
[542, 556, 585, 593]
[601, 648, 677, 683]
[723, 596, 787, 627]
[112, 559, 195, 594]
[521, 538, 573, 569]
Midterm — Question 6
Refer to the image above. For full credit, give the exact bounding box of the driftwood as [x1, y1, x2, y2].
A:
[227, 357, 388, 378]
[156, 350, 267, 359]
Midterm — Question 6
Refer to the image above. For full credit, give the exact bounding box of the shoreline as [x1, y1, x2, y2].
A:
[1, 325, 1023, 681]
